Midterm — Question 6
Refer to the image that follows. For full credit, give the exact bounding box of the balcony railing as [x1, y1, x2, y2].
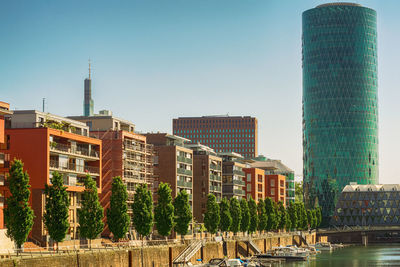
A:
[233, 179, 245, 186]
[177, 168, 192, 176]
[49, 160, 99, 175]
[177, 155, 192, 164]
[233, 170, 245, 176]
[177, 180, 192, 188]
[210, 185, 222, 192]
[210, 164, 221, 171]
[50, 142, 99, 159]
[210, 174, 221, 182]
[124, 142, 146, 153]
[234, 189, 246, 195]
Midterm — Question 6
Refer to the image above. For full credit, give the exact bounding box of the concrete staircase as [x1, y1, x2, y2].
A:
[173, 240, 203, 264]
[247, 240, 261, 254]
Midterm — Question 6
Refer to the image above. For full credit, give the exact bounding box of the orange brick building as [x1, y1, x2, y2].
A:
[0, 101, 12, 229]
[69, 114, 155, 238]
[0, 111, 101, 245]
[243, 168, 265, 202]
[265, 174, 286, 206]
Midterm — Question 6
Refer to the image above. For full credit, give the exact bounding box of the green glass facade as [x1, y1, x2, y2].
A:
[302, 3, 378, 223]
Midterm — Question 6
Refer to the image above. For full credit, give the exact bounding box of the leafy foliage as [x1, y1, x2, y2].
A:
[78, 175, 104, 242]
[173, 190, 192, 237]
[248, 197, 258, 233]
[4, 160, 34, 250]
[219, 197, 232, 232]
[287, 202, 298, 230]
[107, 176, 130, 240]
[44, 171, 70, 245]
[264, 198, 276, 231]
[204, 194, 220, 234]
[277, 201, 287, 230]
[132, 184, 154, 238]
[257, 200, 267, 232]
[295, 181, 304, 203]
[154, 183, 174, 237]
[229, 198, 241, 234]
[239, 198, 250, 233]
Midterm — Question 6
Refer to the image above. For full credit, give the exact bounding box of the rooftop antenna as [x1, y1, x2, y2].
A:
[88, 58, 91, 79]
[42, 98, 45, 112]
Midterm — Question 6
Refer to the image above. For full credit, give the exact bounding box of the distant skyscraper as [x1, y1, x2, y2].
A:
[84, 61, 94, 116]
[173, 116, 258, 158]
[302, 3, 378, 222]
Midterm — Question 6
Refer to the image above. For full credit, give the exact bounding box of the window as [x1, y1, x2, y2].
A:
[271, 189, 275, 195]
[270, 179, 275, 186]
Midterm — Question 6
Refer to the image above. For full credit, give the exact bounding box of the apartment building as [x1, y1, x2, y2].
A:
[187, 144, 222, 223]
[0, 111, 101, 245]
[0, 101, 12, 229]
[173, 116, 258, 158]
[219, 152, 246, 200]
[243, 168, 265, 203]
[68, 112, 154, 236]
[145, 134, 193, 204]
[265, 174, 286, 206]
[250, 157, 295, 204]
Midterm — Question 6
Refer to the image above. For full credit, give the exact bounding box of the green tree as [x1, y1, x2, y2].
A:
[285, 207, 292, 231]
[298, 202, 308, 230]
[287, 202, 298, 230]
[107, 176, 130, 241]
[306, 209, 312, 229]
[229, 198, 241, 235]
[44, 171, 69, 251]
[173, 190, 192, 239]
[78, 175, 104, 248]
[273, 201, 281, 230]
[132, 184, 154, 241]
[295, 181, 303, 202]
[316, 207, 322, 228]
[277, 201, 287, 230]
[219, 197, 232, 234]
[204, 194, 220, 234]
[248, 197, 258, 234]
[4, 160, 34, 253]
[264, 198, 276, 231]
[239, 198, 250, 234]
[257, 201, 267, 233]
[311, 209, 318, 229]
[154, 183, 174, 237]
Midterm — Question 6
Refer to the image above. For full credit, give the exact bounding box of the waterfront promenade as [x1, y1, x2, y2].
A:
[0, 231, 318, 267]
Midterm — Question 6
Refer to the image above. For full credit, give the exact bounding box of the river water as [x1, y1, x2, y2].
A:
[284, 244, 400, 267]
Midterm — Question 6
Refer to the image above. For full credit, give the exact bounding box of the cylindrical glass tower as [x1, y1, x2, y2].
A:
[302, 3, 378, 222]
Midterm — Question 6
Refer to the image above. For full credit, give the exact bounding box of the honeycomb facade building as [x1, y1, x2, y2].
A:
[302, 3, 379, 221]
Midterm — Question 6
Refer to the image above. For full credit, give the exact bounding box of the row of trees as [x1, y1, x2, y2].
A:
[4, 160, 193, 250]
[4, 160, 321, 251]
[203, 194, 322, 235]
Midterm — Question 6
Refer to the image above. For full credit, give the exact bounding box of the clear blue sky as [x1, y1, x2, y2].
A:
[1, 0, 400, 183]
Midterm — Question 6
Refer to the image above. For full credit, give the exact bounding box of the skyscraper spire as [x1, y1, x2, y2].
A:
[88, 58, 91, 79]
[84, 59, 94, 116]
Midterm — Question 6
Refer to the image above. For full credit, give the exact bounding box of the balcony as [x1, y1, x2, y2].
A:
[0, 153, 10, 168]
[177, 180, 192, 188]
[124, 142, 146, 153]
[233, 179, 245, 186]
[210, 185, 222, 192]
[234, 189, 245, 195]
[49, 160, 100, 176]
[210, 164, 221, 171]
[177, 168, 192, 176]
[233, 170, 245, 176]
[210, 174, 221, 182]
[177, 155, 192, 164]
[50, 142, 99, 159]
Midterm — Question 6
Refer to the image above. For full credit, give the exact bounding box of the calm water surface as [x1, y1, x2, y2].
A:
[284, 244, 400, 267]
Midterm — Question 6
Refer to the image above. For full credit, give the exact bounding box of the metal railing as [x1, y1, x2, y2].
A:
[49, 160, 100, 175]
[177, 168, 192, 176]
[50, 142, 99, 158]
[177, 155, 192, 164]
[209, 174, 221, 182]
[233, 179, 245, 186]
[177, 180, 192, 188]
[210, 164, 221, 171]
[233, 170, 245, 176]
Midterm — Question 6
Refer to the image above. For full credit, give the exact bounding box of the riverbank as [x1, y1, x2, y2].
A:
[0, 231, 322, 267]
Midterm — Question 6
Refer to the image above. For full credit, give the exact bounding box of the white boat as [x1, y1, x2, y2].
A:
[314, 242, 333, 251]
[259, 246, 309, 261]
